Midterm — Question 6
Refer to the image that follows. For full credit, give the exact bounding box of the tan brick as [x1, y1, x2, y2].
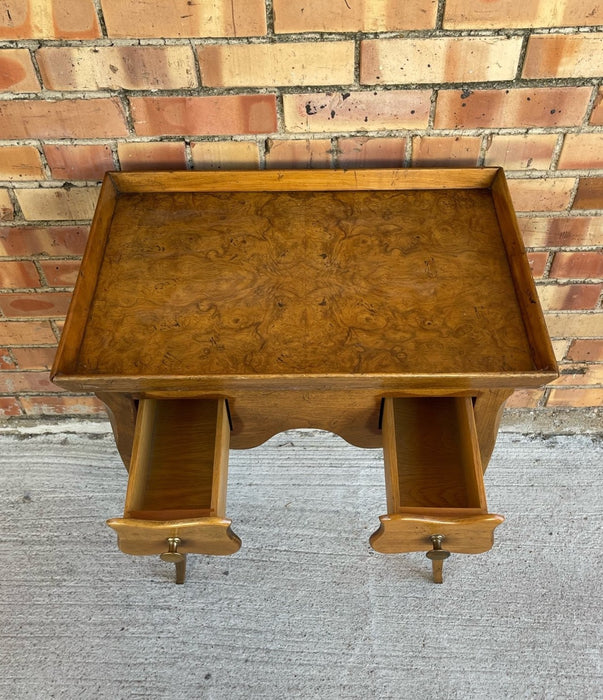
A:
[0, 226, 88, 256]
[12, 346, 56, 370]
[39, 260, 80, 287]
[591, 88, 603, 126]
[0, 49, 39, 91]
[518, 217, 603, 247]
[199, 42, 354, 88]
[0, 397, 22, 417]
[361, 37, 521, 85]
[190, 141, 260, 170]
[0, 370, 62, 393]
[16, 187, 100, 222]
[444, 0, 603, 28]
[547, 388, 603, 407]
[552, 339, 571, 362]
[20, 395, 106, 416]
[0, 348, 15, 369]
[550, 363, 603, 386]
[130, 95, 277, 136]
[274, 0, 437, 32]
[551, 252, 603, 280]
[507, 178, 575, 212]
[0, 0, 100, 39]
[284, 91, 431, 133]
[567, 339, 603, 362]
[0, 99, 128, 139]
[117, 142, 187, 171]
[0, 320, 56, 345]
[573, 177, 603, 210]
[527, 252, 549, 278]
[483, 134, 557, 170]
[558, 134, 603, 170]
[337, 137, 406, 168]
[0, 145, 43, 180]
[523, 34, 603, 79]
[0, 189, 13, 221]
[537, 283, 602, 310]
[435, 87, 591, 129]
[545, 312, 603, 338]
[101, 0, 266, 38]
[411, 136, 481, 167]
[265, 139, 332, 169]
[44, 144, 114, 181]
[505, 389, 543, 408]
[0, 291, 72, 318]
[37, 46, 196, 91]
[0, 261, 40, 288]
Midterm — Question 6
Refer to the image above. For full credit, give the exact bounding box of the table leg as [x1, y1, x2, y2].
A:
[473, 389, 513, 472]
[96, 392, 138, 470]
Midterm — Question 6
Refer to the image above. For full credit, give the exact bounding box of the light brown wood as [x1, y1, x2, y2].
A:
[473, 389, 514, 470]
[96, 392, 137, 469]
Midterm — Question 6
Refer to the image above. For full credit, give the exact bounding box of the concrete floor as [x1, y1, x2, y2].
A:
[0, 420, 601, 699]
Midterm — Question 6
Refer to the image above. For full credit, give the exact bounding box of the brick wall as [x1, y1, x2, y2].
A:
[0, 0, 601, 418]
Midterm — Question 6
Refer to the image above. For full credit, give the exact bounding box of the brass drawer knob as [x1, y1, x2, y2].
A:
[160, 537, 187, 584]
[426, 534, 451, 584]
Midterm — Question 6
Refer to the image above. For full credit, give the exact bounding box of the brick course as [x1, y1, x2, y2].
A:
[0, 1, 601, 415]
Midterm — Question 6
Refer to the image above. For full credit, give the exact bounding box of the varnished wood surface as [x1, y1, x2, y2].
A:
[63, 187, 537, 382]
[95, 392, 137, 468]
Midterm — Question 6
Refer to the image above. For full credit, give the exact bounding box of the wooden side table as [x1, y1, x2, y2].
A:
[51, 169, 558, 584]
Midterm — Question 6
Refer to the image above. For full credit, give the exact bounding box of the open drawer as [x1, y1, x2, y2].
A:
[370, 397, 503, 581]
[107, 398, 241, 582]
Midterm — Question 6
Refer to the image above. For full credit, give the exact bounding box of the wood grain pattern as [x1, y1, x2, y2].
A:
[473, 389, 514, 470]
[95, 392, 137, 469]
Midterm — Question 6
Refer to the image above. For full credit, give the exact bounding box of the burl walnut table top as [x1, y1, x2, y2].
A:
[51, 169, 557, 394]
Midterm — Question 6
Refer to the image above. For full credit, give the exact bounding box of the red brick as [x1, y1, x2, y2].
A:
[39, 260, 80, 287]
[361, 37, 521, 85]
[0, 0, 100, 39]
[518, 217, 603, 247]
[37, 46, 197, 91]
[117, 142, 187, 171]
[0, 226, 88, 256]
[0, 370, 62, 393]
[130, 95, 277, 137]
[573, 178, 603, 210]
[0, 189, 13, 221]
[523, 34, 603, 79]
[0, 99, 128, 139]
[0, 397, 21, 416]
[0, 348, 15, 369]
[591, 88, 603, 126]
[537, 283, 602, 310]
[0, 292, 72, 318]
[550, 252, 603, 279]
[44, 144, 114, 182]
[483, 134, 557, 170]
[0, 48, 39, 91]
[508, 178, 575, 212]
[567, 339, 603, 362]
[0, 145, 43, 180]
[274, 0, 437, 32]
[557, 133, 603, 170]
[265, 139, 332, 169]
[0, 261, 40, 288]
[16, 187, 100, 222]
[199, 42, 354, 88]
[284, 91, 431, 133]
[435, 87, 591, 129]
[547, 388, 603, 407]
[527, 252, 549, 278]
[190, 141, 260, 170]
[550, 364, 603, 386]
[0, 320, 56, 345]
[337, 137, 406, 168]
[101, 0, 266, 38]
[444, 0, 603, 28]
[505, 389, 543, 408]
[12, 347, 56, 370]
[411, 136, 481, 167]
[20, 395, 106, 416]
